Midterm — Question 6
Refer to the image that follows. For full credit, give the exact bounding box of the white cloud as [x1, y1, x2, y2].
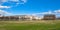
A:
[0, 5, 10, 8]
[0, 0, 27, 8]
[0, 0, 7, 3]
[1, 0, 8, 2]
[0, 0, 18, 2]
[54, 10, 60, 13]
[0, 10, 11, 15]
[31, 10, 60, 17]
[9, 0, 19, 2]
[9, 0, 27, 3]
[32, 11, 53, 15]
[21, 0, 27, 3]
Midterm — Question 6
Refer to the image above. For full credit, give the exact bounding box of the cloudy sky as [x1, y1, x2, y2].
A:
[0, 0, 60, 17]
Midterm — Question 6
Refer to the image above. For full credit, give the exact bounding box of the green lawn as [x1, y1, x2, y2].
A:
[0, 20, 59, 30]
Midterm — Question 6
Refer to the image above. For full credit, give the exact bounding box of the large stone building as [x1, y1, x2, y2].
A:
[43, 14, 56, 20]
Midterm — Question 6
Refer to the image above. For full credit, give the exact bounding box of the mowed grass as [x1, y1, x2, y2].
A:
[0, 20, 59, 30]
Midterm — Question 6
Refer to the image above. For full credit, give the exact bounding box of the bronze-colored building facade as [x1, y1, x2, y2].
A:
[43, 14, 56, 20]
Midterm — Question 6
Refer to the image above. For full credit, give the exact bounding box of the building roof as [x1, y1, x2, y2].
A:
[44, 14, 55, 17]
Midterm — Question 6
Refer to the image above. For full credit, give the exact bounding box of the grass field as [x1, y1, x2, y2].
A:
[0, 20, 59, 30]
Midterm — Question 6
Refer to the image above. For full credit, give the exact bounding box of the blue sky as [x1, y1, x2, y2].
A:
[0, 0, 60, 17]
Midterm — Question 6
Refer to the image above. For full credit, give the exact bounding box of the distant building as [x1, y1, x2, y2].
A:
[56, 17, 60, 20]
[0, 15, 42, 21]
[0, 14, 3, 17]
[43, 14, 56, 20]
[13, 15, 33, 20]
